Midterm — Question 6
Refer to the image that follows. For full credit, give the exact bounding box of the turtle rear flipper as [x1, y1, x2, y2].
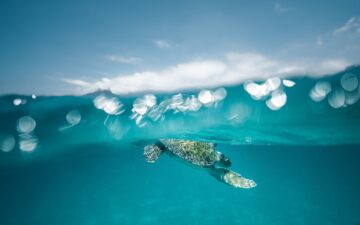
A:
[144, 144, 164, 163]
[209, 168, 257, 189]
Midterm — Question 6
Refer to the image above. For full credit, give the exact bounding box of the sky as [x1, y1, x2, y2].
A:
[0, 0, 360, 95]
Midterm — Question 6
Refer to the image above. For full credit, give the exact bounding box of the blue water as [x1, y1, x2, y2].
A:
[1, 67, 360, 225]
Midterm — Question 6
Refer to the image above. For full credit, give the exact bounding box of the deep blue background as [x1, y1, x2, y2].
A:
[1, 144, 359, 225]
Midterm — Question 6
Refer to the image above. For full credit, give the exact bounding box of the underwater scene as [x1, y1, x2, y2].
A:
[1, 66, 360, 225]
[2, 1, 360, 224]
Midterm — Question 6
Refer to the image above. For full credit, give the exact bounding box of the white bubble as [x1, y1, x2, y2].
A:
[198, 90, 214, 104]
[94, 95, 107, 109]
[132, 100, 149, 115]
[94, 95, 124, 115]
[66, 110, 82, 126]
[309, 81, 332, 102]
[13, 98, 27, 106]
[266, 91, 287, 110]
[283, 79, 296, 87]
[244, 82, 258, 96]
[145, 97, 172, 122]
[143, 94, 157, 107]
[17, 116, 36, 133]
[31, 94, 37, 99]
[341, 73, 358, 92]
[19, 134, 38, 152]
[213, 88, 227, 101]
[328, 89, 345, 108]
[184, 96, 202, 111]
[244, 82, 260, 98]
[244, 81, 269, 100]
[265, 77, 281, 91]
[176, 95, 202, 112]
[147, 105, 166, 121]
[13, 99, 22, 106]
[0, 135, 15, 152]
[103, 100, 123, 115]
[132, 94, 157, 116]
[345, 91, 360, 105]
[169, 94, 184, 110]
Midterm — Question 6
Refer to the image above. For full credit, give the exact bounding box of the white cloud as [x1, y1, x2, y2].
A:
[105, 55, 142, 64]
[226, 53, 279, 76]
[318, 59, 350, 74]
[154, 40, 171, 48]
[62, 78, 90, 87]
[274, 3, 293, 13]
[62, 78, 96, 94]
[333, 16, 360, 35]
[63, 52, 351, 95]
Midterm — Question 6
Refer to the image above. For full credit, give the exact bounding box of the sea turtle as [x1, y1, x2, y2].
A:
[144, 139, 256, 189]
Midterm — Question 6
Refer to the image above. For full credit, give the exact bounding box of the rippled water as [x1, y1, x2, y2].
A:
[1, 66, 360, 225]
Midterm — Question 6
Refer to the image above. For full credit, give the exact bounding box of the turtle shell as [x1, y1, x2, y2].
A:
[160, 139, 216, 167]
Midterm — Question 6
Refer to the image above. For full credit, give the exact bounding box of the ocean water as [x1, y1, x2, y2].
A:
[1, 67, 360, 225]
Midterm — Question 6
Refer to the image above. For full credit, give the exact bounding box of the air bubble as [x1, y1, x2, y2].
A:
[341, 73, 358, 92]
[309, 81, 332, 102]
[143, 94, 157, 107]
[265, 77, 281, 91]
[282, 79, 295, 87]
[19, 134, 38, 152]
[244, 81, 269, 100]
[328, 89, 345, 108]
[17, 116, 36, 133]
[13, 98, 27, 106]
[94, 95, 124, 115]
[169, 94, 184, 110]
[345, 91, 360, 105]
[66, 110, 82, 125]
[198, 90, 214, 104]
[133, 100, 149, 115]
[0, 135, 15, 152]
[183, 96, 202, 111]
[266, 90, 287, 110]
[213, 88, 227, 101]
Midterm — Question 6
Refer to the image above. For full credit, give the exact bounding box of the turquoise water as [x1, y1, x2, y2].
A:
[1, 67, 360, 224]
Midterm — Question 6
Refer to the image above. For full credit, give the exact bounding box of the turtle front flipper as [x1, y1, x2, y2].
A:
[215, 151, 232, 167]
[209, 167, 257, 189]
[144, 143, 164, 163]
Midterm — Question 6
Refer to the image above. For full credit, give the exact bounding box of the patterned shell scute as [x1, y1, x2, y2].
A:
[160, 139, 216, 167]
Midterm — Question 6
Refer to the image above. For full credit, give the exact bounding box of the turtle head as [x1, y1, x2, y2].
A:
[215, 152, 232, 167]
[144, 143, 164, 163]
